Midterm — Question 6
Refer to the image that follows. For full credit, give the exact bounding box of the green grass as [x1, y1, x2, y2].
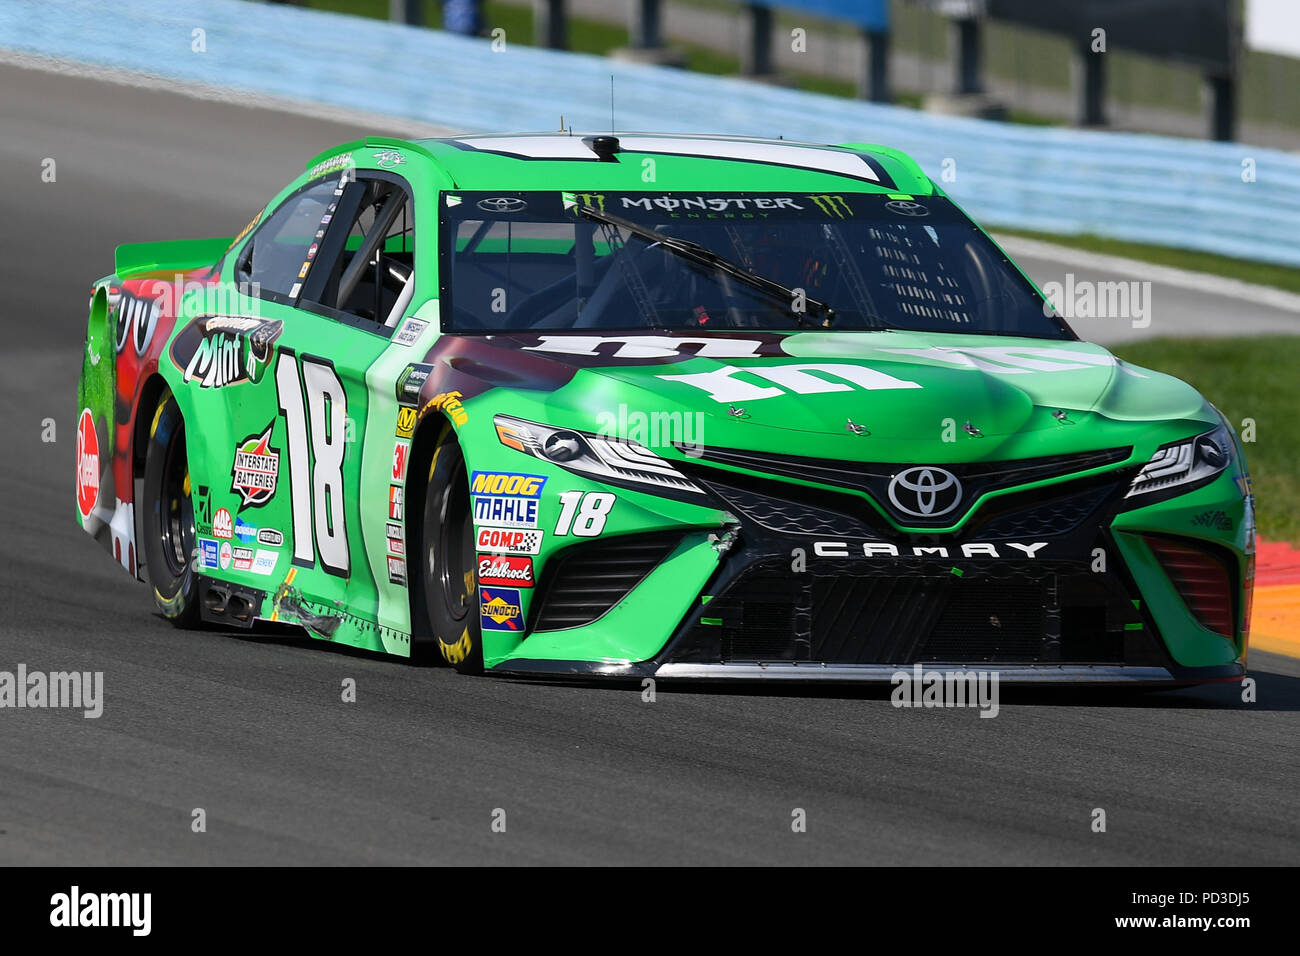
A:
[996, 227, 1300, 297]
[1110, 336, 1300, 544]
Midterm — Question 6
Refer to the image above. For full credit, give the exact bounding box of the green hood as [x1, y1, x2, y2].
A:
[518, 332, 1214, 462]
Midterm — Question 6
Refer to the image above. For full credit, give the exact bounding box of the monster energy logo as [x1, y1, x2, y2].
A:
[807, 194, 853, 218]
[563, 191, 606, 212]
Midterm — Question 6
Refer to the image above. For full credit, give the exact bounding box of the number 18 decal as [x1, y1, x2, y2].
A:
[554, 491, 615, 537]
[277, 352, 350, 576]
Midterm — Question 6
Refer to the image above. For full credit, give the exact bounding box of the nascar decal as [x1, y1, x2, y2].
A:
[422, 390, 468, 427]
[393, 318, 428, 347]
[75, 408, 100, 521]
[477, 554, 534, 588]
[171, 316, 284, 389]
[231, 425, 280, 509]
[471, 472, 546, 529]
[475, 527, 543, 555]
[480, 586, 524, 631]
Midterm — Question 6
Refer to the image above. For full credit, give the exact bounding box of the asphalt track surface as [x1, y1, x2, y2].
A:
[1, 62, 1297, 866]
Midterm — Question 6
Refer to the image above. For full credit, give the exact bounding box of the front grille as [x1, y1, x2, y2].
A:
[966, 481, 1117, 540]
[677, 443, 1132, 528]
[530, 532, 682, 631]
[672, 558, 1159, 666]
[695, 474, 883, 538]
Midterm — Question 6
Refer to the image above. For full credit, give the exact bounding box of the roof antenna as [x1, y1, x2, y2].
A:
[559, 114, 566, 133]
[610, 74, 615, 133]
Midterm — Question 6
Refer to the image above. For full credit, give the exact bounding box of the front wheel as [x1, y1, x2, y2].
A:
[417, 433, 483, 673]
[142, 390, 200, 627]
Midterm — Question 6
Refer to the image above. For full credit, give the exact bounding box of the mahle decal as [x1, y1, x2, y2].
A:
[171, 316, 283, 389]
[231, 425, 280, 509]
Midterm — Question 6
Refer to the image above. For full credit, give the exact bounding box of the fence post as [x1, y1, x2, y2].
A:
[859, 28, 890, 102]
[744, 3, 774, 77]
[533, 0, 567, 49]
[1074, 34, 1106, 126]
[388, 0, 421, 26]
[1205, 72, 1236, 142]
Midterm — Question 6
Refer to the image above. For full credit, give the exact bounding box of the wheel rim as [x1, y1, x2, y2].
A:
[159, 419, 195, 578]
[432, 467, 474, 623]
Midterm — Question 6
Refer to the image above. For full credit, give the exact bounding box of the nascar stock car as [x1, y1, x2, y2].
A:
[75, 132, 1254, 683]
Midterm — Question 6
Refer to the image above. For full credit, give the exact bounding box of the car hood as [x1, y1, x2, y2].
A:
[474, 330, 1215, 460]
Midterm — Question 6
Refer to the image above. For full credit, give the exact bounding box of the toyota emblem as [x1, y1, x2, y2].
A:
[887, 466, 962, 518]
[885, 200, 928, 217]
[476, 197, 528, 213]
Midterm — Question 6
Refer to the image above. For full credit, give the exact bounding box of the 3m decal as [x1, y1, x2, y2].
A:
[75, 408, 99, 521]
[277, 353, 349, 577]
[389, 485, 404, 521]
[230, 425, 280, 509]
[212, 508, 234, 540]
[395, 407, 416, 439]
[554, 491, 614, 537]
[422, 390, 468, 427]
[475, 527, 543, 555]
[392, 441, 410, 482]
[658, 363, 921, 403]
[477, 554, 534, 588]
[393, 318, 428, 347]
[480, 587, 523, 631]
[470, 472, 546, 497]
[171, 316, 284, 389]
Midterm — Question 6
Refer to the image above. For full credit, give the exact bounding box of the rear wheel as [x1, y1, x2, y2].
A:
[418, 432, 483, 673]
[142, 390, 200, 627]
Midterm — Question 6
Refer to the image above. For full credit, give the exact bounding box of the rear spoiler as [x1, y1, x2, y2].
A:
[113, 237, 233, 280]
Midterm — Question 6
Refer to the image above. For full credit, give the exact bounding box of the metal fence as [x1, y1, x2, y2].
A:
[6, 0, 1300, 266]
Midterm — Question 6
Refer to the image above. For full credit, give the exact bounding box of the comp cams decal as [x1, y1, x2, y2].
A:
[475, 527, 543, 555]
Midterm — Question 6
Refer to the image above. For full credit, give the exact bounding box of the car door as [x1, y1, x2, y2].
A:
[177, 166, 422, 650]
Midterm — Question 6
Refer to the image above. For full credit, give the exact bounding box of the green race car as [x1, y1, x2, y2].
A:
[75, 132, 1255, 683]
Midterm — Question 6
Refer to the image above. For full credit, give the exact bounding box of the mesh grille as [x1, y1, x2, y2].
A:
[530, 532, 682, 632]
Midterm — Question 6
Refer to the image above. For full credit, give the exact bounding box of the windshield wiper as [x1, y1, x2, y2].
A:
[573, 203, 836, 328]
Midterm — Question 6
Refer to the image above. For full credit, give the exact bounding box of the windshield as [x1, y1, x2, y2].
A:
[439, 190, 1071, 339]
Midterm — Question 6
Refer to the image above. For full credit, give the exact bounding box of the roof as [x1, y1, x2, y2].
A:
[334, 132, 933, 195]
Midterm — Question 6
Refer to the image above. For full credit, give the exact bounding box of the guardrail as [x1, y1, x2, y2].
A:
[5, 0, 1300, 266]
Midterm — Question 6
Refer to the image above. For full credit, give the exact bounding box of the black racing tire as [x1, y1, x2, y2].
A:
[417, 431, 483, 674]
[141, 390, 200, 627]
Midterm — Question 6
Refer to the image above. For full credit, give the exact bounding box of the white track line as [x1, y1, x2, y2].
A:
[994, 234, 1300, 315]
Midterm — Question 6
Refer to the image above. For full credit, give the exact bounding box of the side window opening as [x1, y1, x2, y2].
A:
[236, 179, 338, 300]
[314, 179, 415, 326]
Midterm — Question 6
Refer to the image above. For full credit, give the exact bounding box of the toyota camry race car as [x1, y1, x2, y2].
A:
[75, 132, 1255, 683]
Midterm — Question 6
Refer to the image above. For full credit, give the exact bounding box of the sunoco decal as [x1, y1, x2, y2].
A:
[480, 587, 523, 631]
[231, 425, 280, 509]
